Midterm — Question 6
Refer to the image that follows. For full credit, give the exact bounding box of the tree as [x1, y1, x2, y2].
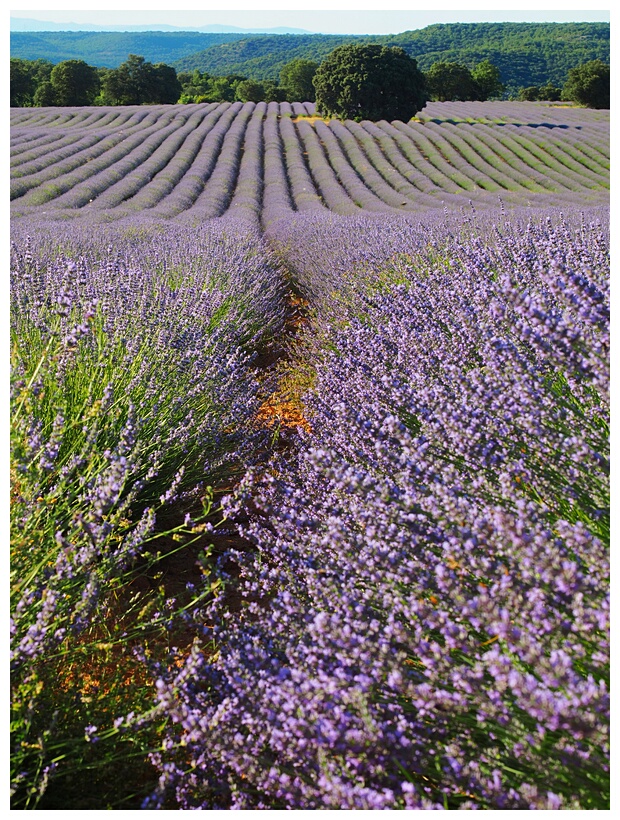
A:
[99, 55, 181, 105]
[518, 85, 542, 101]
[263, 82, 286, 103]
[236, 79, 266, 103]
[100, 55, 178, 105]
[10, 58, 53, 107]
[517, 82, 563, 102]
[562, 60, 610, 108]
[471, 59, 504, 100]
[538, 82, 563, 101]
[150, 63, 182, 104]
[10, 59, 36, 107]
[425, 61, 479, 102]
[49, 59, 100, 106]
[206, 76, 239, 102]
[178, 69, 212, 103]
[33, 80, 58, 107]
[313, 44, 427, 122]
[280, 58, 318, 102]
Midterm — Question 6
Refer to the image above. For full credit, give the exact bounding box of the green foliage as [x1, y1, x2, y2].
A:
[151, 63, 183, 105]
[471, 59, 504, 100]
[263, 81, 287, 102]
[539, 82, 563, 101]
[425, 61, 479, 102]
[50, 60, 100, 106]
[518, 86, 542, 101]
[10, 58, 36, 106]
[425, 58, 503, 102]
[10, 58, 53, 106]
[33, 80, 58, 106]
[168, 23, 609, 99]
[10, 30, 250, 68]
[562, 60, 610, 109]
[518, 83, 563, 102]
[279, 58, 319, 102]
[100, 54, 181, 105]
[235, 78, 267, 103]
[314, 44, 428, 122]
[9, 320, 216, 808]
[9, 22, 611, 108]
[174, 33, 355, 81]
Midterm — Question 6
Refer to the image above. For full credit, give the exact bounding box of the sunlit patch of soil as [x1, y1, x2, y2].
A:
[257, 394, 311, 433]
[290, 114, 331, 125]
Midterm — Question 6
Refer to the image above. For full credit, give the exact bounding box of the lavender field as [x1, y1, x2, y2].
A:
[10, 100, 610, 810]
[11, 101, 609, 224]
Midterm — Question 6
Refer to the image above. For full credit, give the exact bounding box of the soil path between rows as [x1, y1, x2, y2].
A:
[130, 276, 312, 645]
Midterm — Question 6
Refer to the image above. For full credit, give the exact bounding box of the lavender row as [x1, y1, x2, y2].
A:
[89, 106, 221, 214]
[321, 119, 413, 210]
[10, 108, 174, 202]
[342, 119, 448, 208]
[10, 109, 184, 210]
[277, 114, 325, 213]
[151, 102, 244, 220]
[418, 120, 603, 194]
[295, 120, 361, 215]
[10, 217, 288, 804]
[10, 107, 160, 164]
[10, 102, 609, 222]
[313, 120, 395, 212]
[226, 102, 267, 225]
[418, 100, 611, 131]
[147, 212, 609, 810]
[11, 133, 100, 174]
[175, 102, 255, 223]
[423, 120, 556, 194]
[261, 103, 296, 226]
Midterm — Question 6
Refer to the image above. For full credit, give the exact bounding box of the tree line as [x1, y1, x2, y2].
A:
[10, 54, 321, 107]
[10, 23, 609, 98]
[11, 48, 609, 114]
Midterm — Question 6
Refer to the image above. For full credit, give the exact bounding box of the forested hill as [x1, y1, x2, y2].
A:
[9, 31, 252, 68]
[11, 22, 609, 95]
[386, 23, 610, 94]
[174, 23, 609, 95]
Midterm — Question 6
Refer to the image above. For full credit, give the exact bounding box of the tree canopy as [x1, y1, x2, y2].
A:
[279, 59, 318, 102]
[471, 59, 504, 100]
[100, 54, 181, 105]
[425, 59, 504, 102]
[517, 82, 562, 102]
[313, 44, 428, 122]
[562, 60, 610, 109]
[49, 60, 100, 106]
[425, 61, 479, 102]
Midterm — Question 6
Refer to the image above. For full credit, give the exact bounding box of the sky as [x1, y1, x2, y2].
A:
[9, 2, 611, 35]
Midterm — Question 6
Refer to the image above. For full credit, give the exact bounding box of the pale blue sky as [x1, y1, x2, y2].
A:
[10, 2, 611, 35]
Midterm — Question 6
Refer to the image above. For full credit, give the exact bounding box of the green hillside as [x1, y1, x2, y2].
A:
[173, 23, 609, 95]
[10, 22, 609, 97]
[9, 31, 251, 68]
[385, 23, 610, 93]
[173, 34, 359, 76]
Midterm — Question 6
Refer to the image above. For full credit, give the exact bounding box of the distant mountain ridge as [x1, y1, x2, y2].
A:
[10, 17, 312, 34]
[10, 22, 609, 96]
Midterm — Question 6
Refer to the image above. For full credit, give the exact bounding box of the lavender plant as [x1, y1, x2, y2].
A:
[261, 103, 296, 226]
[10, 220, 287, 806]
[277, 114, 325, 213]
[146, 212, 609, 810]
[155, 103, 243, 220]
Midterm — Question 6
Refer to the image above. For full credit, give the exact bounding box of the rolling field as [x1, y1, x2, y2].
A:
[10, 100, 609, 224]
[10, 100, 610, 810]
